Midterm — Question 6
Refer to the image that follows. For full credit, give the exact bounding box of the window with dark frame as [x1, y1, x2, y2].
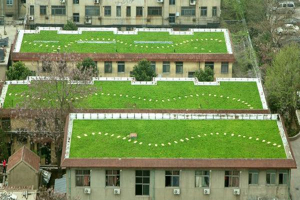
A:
[205, 62, 214, 71]
[175, 62, 183, 74]
[188, 71, 195, 78]
[106, 170, 120, 186]
[104, 61, 112, 73]
[221, 62, 229, 74]
[51, 6, 66, 15]
[126, 6, 131, 17]
[73, 13, 79, 23]
[181, 7, 195, 16]
[116, 6, 121, 17]
[40, 6, 47, 15]
[117, 61, 125, 73]
[212, 6, 217, 16]
[30, 5, 34, 15]
[7, 0, 13, 5]
[150, 61, 156, 72]
[1, 118, 11, 131]
[76, 170, 90, 187]
[135, 170, 150, 196]
[279, 170, 288, 184]
[266, 170, 276, 185]
[104, 6, 111, 16]
[148, 7, 162, 16]
[73, 0, 79, 4]
[195, 171, 210, 187]
[163, 61, 170, 73]
[169, 0, 175, 5]
[169, 14, 175, 23]
[136, 7, 143, 17]
[85, 6, 100, 16]
[165, 170, 180, 187]
[248, 170, 259, 185]
[200, 6, 207, 16]
[224, 171, 239, 187]
[35, 118, 46, 131]
[42, 61, 52, 72]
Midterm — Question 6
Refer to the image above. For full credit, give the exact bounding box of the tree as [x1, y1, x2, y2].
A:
[194, 67, 214, 82]
[131, 59, 157, 81]
[77, 57, 98, 76]
[265, 44, 300, 136]
[0, 128, 8, 162]
[63, 20, 78, 31]
[6, 62, 34, 80]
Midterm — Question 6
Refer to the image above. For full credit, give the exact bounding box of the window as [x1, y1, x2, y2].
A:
[169, 0, 175, 5]
[106, 170, 120, 186]
[51, 6, 66, 15]
[30, 5, 34, 15]
[1, 118, 11, 131]
[165, 171, 180, 187]
[201, 7, 207, 16]
[169, 14, 175, 23]
[6, 0, 13, 5]
[248, 170, 259, 185]
[266, 170, 276, 185]
[188, 71, 195, 78]
[85, 6, 100, 16]
[176, 62, 183, 74]
[73, 0, 79, 4]
[181, 7, 195, 16]
[136, 170, 150, 196]
[40, 6, 46, 15]
[136, 7, 143, 17]
[42, 61, 52, 72]
[116, 6, 121, 17]
[73, 13, 79, 23]
[163, 61, 170, 73]
[126, 6, 131, 17]
[35, 118, 46, 131]
[212, 6, 217, 16]
[104, 6, 111, 16]
[221, 62, 229, 74]
[150, 61, 156, 72]
[195, 171, 210, 187]
[205, 62, 214, 71]
[148, 7, 162, 16]
[279, 170, 288, 185]
[224, 171, 239, 187]
[117, 61, 125, 73]
[76, 170, 90, 187]
[105, 61, 112, 73]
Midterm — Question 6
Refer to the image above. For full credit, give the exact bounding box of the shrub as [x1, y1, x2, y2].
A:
[63, 20, 78, 31]
[131, 59, 157, 81]
[77, 57, 98, 76]
[194, 67, 214, 82]
[6, 61, 34, 80]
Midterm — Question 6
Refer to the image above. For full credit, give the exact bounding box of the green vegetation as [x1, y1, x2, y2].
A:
[20, 31, 227, 54]
[70, 120, 286, 159]
[63, 20, 78, 31]
[4, 81, 263, 109]
[6, 62, 35, 80]
[194, 67, 214, 82]
[131, 59, 157, 81]
[77, 57, 98, 76]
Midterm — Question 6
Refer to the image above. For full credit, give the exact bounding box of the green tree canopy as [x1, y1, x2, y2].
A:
[63, 20, 78, 30]
[194, 67, 214, 82]
[0, 128, 8, 162]
[6, 61, 34, 80]
[77, 57, 98, 76]
[131, 59, 157, 81]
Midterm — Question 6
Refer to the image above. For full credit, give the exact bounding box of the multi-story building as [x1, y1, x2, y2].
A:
[26, 0, 221, 29]
[0, 0, 26, 20]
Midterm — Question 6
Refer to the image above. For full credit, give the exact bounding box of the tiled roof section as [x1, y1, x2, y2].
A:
[61, 158, 297, 169]
[7, 146, 40, 172]
[12, 52, 235, 62]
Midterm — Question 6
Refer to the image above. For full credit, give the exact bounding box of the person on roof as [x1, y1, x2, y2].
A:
[2, 159, 6, 174]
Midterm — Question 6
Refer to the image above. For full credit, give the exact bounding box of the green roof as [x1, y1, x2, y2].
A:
[69, 119, 286, 159]
[20, 31, 227, 54]
[4, 81, 262, 109]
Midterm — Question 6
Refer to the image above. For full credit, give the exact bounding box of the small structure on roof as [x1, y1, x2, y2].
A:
[7, 146, 40, 189]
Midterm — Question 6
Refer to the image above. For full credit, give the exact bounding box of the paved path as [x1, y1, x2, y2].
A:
[290, 136, 300, 200]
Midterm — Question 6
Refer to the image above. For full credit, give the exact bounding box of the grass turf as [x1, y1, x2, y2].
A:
[70, 120, 286, 159]
[20, 31, 227, 54]
[4, 81, 262, 109]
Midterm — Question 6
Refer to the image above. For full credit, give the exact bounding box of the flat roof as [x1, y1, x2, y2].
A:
[1, 78, 267, 110]
[61, 113, 296, 169]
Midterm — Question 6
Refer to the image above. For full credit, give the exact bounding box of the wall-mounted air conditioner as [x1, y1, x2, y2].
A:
[173, 189, 180, 195]
[60, 0, 66, 3]
[190, 0, 196, 5]
[114, 188, 121, 195]
[85, 16, 92, 24]
[233, 188, 240, 195]
[157, 0, 164, 3]
[203, 188, 210, 195]
[94, 0, 100, 3]
[84, 188, 91, 194]
[29, 16, 34, 21]
[176, 12, 180, 17]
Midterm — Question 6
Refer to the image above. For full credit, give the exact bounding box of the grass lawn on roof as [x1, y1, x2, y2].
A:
[4, 81, 262, 109]
[70, 120, 286, 159]
[20, 31, 227, 54]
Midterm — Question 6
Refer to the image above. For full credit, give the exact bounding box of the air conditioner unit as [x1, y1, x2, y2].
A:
[84, 188, 91, 194]
[94, 0, 100, 3]
[85, 16, 92, 24]
[190, 0, 196, 5]
[176, 12, 180, 17]
[173, 189, 180, 195]
[29, 16, 34, 21]
[203, 188, 210, 195]
[157, 0, 164, 3]
[233, 189, 240, 195]
[114, 188, 121, 195]
[60, 0, 65, 3]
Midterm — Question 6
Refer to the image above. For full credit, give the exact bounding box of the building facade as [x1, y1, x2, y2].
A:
[26, 0, 221, 29]
[0, 0, 26, 20]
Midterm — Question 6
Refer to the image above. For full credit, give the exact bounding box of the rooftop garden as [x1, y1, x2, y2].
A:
[20, 31, 227, 54]
[3, 81, 262, 109]
[70, 119, 286, 159]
